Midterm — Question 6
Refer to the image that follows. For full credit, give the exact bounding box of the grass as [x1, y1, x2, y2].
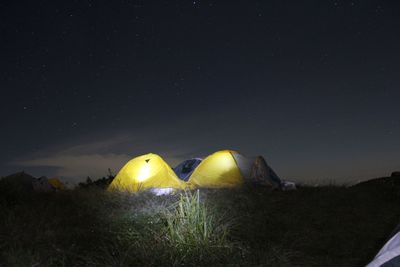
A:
[163, 190, 234, 263]
[0, 176, 399, 266]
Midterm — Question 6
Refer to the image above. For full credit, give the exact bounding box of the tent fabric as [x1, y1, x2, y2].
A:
[1, 172, 66, 193]
[367, 229, 400, 267]
[108, 153, 186, 193]
[187, 150, 283, 189]
[173, 158, 202, 181]
[188, 150, 244, 188]
[231, 153, 255, 179]
[109, 150, 285, 192]
[1, 172, 35, 191]
[249, 156, 282, 188]
[32, 177, 65, 192]
[149, 188, 175, 196]
[32, 177, 53, 192]
[48, 178, 65, 190]
[281, 180, 297, 191]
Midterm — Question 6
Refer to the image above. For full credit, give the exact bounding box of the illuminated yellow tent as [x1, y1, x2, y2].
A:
[48, 178, 65, 190]
[108, 153, 186, 193]
[187, 150, 244, 188]
[187, 150, 282, 189]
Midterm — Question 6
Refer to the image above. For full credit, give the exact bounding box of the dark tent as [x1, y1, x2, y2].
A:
[173, 158, 202, 181]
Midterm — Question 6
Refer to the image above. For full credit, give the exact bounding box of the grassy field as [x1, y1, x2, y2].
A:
[0, 176, 399, 267]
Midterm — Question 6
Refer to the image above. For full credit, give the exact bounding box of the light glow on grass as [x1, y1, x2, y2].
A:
[164, 190, 232, 253]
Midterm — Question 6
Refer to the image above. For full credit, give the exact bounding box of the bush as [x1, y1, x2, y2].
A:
[164, 190, 232, 256]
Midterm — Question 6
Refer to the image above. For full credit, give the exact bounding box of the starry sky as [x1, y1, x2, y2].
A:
[1, 0, 399, 184]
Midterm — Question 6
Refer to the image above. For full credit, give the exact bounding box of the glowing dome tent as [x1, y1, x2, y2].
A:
[187, 150, 243, 188]
[187, 150, 282, 189]
[108, 153, 186, 193]
[173, 158, 202, 181]
[48, 178, 65, 190]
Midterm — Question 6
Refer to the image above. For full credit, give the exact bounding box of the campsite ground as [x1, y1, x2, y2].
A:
[0, 176, 399, 267]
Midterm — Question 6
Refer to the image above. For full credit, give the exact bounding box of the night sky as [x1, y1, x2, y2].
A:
[1, 1, 399, 184]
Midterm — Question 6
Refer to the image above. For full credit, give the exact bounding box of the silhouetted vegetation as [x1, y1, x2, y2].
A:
[78, 168, 115, 189]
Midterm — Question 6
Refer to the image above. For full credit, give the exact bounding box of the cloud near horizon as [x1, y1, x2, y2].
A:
[11, 133, 197, 184]
[9, 113, 399, 185]
[9, 116, 235, 183]
[17, 153, 131, 182]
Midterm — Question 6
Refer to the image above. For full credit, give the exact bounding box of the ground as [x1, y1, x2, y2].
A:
[0, 176, 399, 266]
